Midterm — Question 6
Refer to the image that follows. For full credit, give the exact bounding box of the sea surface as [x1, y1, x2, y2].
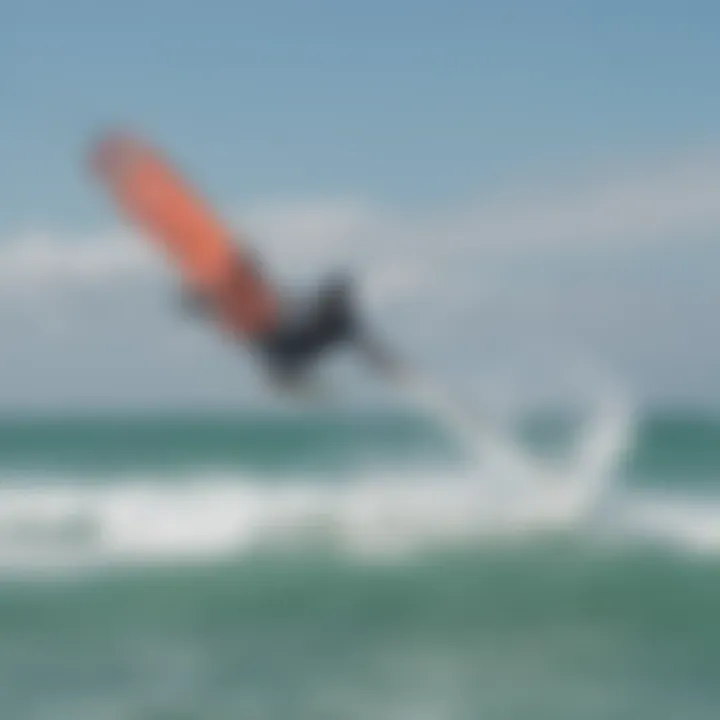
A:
[1, 403, 719, 719]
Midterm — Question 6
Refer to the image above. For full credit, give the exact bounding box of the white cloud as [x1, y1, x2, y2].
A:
[0, 145, 719, 409]
[448, 147, 720, 255]
[4, 144, 720, 293]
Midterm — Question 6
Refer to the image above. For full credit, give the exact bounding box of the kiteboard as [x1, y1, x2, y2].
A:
[89, 131, 278, 339]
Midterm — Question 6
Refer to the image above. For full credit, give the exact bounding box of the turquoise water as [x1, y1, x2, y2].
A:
[1, 409, 719, 719]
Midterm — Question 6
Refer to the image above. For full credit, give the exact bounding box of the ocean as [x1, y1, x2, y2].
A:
[1, 402, 719, 719]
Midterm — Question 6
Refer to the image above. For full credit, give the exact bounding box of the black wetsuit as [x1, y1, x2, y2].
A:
[256, 276, 358, 381]
[181, 272, 397, 383]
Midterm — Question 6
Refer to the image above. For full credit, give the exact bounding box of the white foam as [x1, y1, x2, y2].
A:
[393, 363, 635, 520]
[0, 380, 717, 577]
[3, 469, 720, 578]
[606, 490, 720, 554]
[0, 395, 635, 575]
[0, 473, 558, 572]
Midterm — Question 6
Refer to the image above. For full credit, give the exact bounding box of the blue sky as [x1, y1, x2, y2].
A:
[3, 0, 720, 410]
[4, 0, 720, 230]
